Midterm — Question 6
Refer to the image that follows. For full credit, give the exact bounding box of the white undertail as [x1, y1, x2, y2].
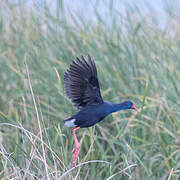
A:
[65, 118, 76, 127]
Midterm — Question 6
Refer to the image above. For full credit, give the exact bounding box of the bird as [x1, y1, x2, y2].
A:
[63, 55, 137, 166]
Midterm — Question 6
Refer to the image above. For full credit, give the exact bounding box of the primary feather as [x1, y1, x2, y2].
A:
[63, 55, 103, 109]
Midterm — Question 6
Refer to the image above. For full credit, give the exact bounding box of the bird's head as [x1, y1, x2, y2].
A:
[124, 100, 137, 110]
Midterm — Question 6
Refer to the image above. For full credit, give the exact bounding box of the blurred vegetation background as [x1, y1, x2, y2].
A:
[0, 0, 180, 179]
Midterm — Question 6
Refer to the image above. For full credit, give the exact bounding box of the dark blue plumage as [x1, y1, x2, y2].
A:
[65, 100, 135, 128]
[63, 55, 137, 166]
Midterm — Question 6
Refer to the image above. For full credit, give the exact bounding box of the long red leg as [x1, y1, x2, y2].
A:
[72, 127, 80, 166]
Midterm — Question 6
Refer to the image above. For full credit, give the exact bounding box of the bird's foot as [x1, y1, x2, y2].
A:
[72, 143, 80, 166]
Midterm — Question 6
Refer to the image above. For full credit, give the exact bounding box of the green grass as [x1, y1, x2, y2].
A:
[0, 1, 180, 179]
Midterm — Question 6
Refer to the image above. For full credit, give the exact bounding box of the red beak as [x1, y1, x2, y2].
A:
[131, 103, 137, 110]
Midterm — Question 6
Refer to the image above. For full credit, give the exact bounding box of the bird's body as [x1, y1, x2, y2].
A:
[65, 101, 134, 128]
[65, 101, 113, 128]
[63, 55, 137, 166]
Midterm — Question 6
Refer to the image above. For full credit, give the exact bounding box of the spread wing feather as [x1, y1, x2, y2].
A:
[64, 55, 103, 109]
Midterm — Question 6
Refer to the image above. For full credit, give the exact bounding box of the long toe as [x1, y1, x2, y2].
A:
[72, 145, 80, 154]
[72, 148, 75, 154]
[72, 146, 80, 166]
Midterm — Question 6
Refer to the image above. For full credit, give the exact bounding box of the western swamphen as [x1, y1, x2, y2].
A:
[64, 55, 137, 166]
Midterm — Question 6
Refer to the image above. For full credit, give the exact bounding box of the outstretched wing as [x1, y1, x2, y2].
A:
[64, 55, 103, 109]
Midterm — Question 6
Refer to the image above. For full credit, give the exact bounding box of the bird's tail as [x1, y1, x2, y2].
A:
[64, 118, 76, 127]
